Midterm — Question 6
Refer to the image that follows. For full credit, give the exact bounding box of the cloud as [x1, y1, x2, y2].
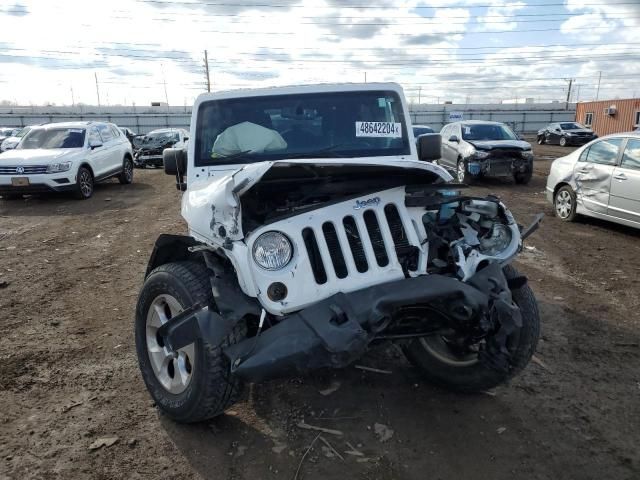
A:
[1, 3, 28, 16]
[476, 1, 526, 32]
[403, 33, 447, 46]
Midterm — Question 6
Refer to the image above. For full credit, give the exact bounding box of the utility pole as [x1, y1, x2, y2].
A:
[364, 72, 367, 83]
[418, 86, 422, 104]
[94, 72, 101, 107]
[575, 84, 583, 103]
[565, 78, 573, 110]
[70, 85, 75, 107]
[161, 63, 169, 109]
[595, 71, 602, 101]
[204, 50, 211, 92]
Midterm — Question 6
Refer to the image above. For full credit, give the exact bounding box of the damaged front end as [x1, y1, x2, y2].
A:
[157, 161, 541, 384]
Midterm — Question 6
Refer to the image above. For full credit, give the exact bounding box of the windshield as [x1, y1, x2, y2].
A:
[560, 122, 585, 130]
[19, 128, 86, 149]
[0, 128, 14, 136]
[461, 123, 517, 141]
[16, 127, 31, 138]
[195, 90, 410, 166]
[413, 126, 434, 136]
[144, 131, 179, 144]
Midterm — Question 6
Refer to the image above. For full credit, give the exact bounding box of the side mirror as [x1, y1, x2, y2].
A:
[418, 133, 442, 162]
[184, 136, 189, 141]
[448, 135, 459, 143]
[164, 147, 188, 191]
[89, 139, 102, 149]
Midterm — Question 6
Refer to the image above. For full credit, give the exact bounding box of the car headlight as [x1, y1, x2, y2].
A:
[46, 161, 72, 173]
[564, 132, 573, 136]
[479, 223, 512, 256]
[523, 150, 534, 159]
[252, 231, 293, 270]
[474, 150, 490, 159]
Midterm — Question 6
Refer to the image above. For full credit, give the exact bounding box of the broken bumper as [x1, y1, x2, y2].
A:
[158, 263, 521, 383]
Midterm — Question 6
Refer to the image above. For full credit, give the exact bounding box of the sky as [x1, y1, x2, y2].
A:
[0, 0, 639, 106]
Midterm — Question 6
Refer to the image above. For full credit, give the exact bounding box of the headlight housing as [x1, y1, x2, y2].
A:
[46, 161, 72, 173]
[474, 150, 490, 159]
[522, 150, 534, 159]
[479, 223, 512, 256]
[252, 231, 293, 270]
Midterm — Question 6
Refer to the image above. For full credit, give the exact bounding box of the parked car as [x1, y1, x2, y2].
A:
[133, 128, 188, 168]
[546, 132, 640, 229]
[537, 122, 596, 147]
[0, 121, 133, 200]
[119, 127, 137, 146]
[134, 83, 541, 423]
[0, 127, 20, 144]
[1, 125, 34, 152]
[439, 120, 534, 184]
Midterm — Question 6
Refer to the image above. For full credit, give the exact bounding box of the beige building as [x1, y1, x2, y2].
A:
[576, 98, 640, 137]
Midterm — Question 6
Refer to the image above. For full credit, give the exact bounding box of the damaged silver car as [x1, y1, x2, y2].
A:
[135, 83, 542, 423]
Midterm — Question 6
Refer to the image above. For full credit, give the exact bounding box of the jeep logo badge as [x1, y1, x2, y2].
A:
[354, 197, 381, 210]
[15, 166, 25, 174]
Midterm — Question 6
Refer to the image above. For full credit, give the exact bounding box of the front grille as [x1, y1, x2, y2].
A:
[304, 203, 412, 284]
[0, 165, 48, 175]
[489, 149, 522, 159]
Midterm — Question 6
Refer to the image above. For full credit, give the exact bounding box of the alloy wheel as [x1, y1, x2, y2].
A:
[145, 294, 195, 394]
[79, 170, 93, 198]
[555, 190, 572, 219]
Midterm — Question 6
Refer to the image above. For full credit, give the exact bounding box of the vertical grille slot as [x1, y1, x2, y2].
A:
[342, 216, 368, 273]
[363, 210, 389, 267]
[322, 222, 348, 279]
[302, 227, 327, 284]
[384, 203, 410, 254]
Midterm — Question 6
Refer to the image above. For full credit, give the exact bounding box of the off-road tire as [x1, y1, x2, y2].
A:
[403, 265, 540, 392]
[514, 170, 532, 185]
[73, 166, 94, 200]
[118, 157, 134, 184]
[135, 261, 246, 423]
[554, 185, 577, 222]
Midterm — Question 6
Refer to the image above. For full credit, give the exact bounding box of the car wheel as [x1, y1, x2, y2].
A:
[537, 135, 545, 145]
[74, 166, 94, 200]
[554, 185, 577, 221]
[118, 157, 134, 184]
[135, 261, 246, 423]
[403, 265, 540, 393]
[559, 137, 567, 147]
[456, 158, 473, 184]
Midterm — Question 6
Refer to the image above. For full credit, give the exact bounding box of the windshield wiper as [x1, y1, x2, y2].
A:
[211, 150, 253, 161]
[291, 145, 346, 159]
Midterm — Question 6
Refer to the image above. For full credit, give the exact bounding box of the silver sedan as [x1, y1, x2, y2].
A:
[546, 132, 640, 229]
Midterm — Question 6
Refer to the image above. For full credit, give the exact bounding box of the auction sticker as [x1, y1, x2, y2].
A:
[355, 121, 402, 138]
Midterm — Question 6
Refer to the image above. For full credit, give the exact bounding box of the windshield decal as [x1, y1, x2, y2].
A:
[355, 121, 402, 138]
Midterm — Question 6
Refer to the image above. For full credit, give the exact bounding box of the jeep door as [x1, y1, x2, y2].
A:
[573, 137, 624, 214]
[608, 138, 640, 224]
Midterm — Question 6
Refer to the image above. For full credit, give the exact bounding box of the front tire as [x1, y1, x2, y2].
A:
[559, 137, 567, 147]
[554, 185, 577, 221]
[135, 261, 246, 423]
[403, 266, 540, 392]
[74, 166, 94, 199]
[537, 135, 545, 145]
[118, 157, 134, 184]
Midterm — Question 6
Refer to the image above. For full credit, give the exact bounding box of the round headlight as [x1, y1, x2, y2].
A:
[252, 231, 293, 270]
[479, 223, 512, 256]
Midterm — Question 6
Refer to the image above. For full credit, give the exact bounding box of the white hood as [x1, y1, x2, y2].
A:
[183, 157, 453, 245]
[0, 148, 83, 164]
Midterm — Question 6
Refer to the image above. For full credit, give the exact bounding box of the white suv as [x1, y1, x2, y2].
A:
[0, 121, 133, 200]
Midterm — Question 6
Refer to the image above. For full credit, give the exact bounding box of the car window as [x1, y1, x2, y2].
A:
[110, 125, 121, 138]
[584, 138, 624, 165]
[97, 124, 113, 142]
[88, 127, 102, 145]
[621, 138, 640, 171]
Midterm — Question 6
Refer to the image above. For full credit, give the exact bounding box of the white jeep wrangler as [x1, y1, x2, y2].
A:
[135, 83, 542, 423]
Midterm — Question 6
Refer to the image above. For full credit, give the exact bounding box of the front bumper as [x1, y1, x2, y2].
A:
[468, 157, 533, 177]
[0, 173, 75, 195]
[158, 263, 521, 383]
[134, 154, 163, 167]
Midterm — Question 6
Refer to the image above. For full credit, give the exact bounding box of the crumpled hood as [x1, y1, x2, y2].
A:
[467, 140, 531, 151]
[183, 158, 453, 245]
[0, 148, 82, 164]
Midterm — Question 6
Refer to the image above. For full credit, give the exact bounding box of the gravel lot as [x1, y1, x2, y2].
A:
[1, 142, 639, 480]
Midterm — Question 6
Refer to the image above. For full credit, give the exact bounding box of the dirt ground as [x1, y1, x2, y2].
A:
[1, 140, 639, 480]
